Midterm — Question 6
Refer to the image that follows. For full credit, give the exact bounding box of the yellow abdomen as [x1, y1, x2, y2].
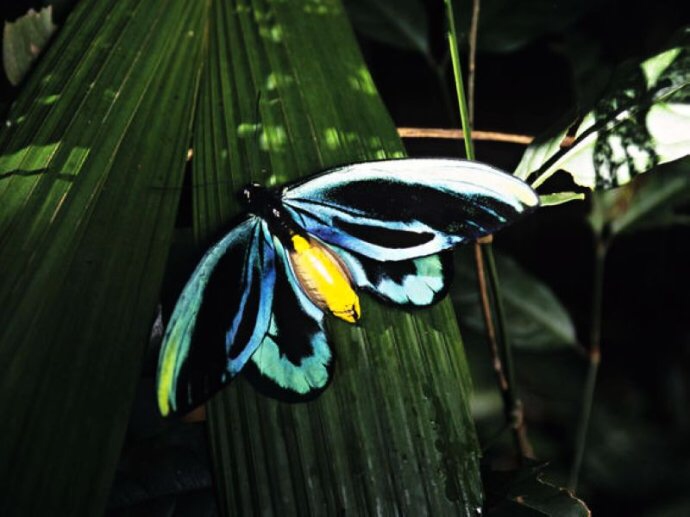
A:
[288, 234, 360, 323]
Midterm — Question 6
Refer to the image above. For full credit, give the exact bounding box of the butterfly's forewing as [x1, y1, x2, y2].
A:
[242, 235, 333, 401]
[283, 158, 539, 261]
[156, 217, 276, 416]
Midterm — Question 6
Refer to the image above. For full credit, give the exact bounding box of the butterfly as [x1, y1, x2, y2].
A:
[156, 158, 539, 416]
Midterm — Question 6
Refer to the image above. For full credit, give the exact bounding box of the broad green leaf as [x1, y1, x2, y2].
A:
[587, 158, 690, 235]
[645, 499, 690, 517]
[559, 32, 612, 111]
[0, 1, 208, 514]
[2, 7, 57, 85]
[1, 0, 485, 514]
[454, 251, 577, 351]
[522, 40, 690, 191]
[453, 0, 596, 53]
[108, 419, 213, 511]
[484, 463, 590, 516]
[344, 0, 430, 57]
[195, 0, 482, 515]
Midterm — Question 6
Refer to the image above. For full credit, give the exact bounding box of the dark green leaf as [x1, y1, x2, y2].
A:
[559, 32, 613, 110]
[2, 7, 57, 85]
[484, 463, 590, 516]
[644, 498, 690, 517]
[344, 0, 430, 56]
[108, 421, 213, 511]
[454, 251, 577, 351]
[453, 0, 596, 53]
[0, 1, 208, 514]
[587, 158, 690, 235]
[195, 0, 483, 515]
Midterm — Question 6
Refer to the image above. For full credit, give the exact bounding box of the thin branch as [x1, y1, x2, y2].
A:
[397, 127, 575, 147]
[569, 233, 607, 491]
[399, 127, 532, 144]
[483, 244, 535, 459]
[474, 244, 509, 396]
[444, 0, 534, 461]
[468, 0, 480, 126]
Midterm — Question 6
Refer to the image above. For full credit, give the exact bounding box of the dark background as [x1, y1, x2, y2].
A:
[2, 1, 690, 515]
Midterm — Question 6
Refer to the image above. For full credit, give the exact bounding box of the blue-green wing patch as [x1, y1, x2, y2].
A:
[242, 235, 333, 402]
[332, 244, 453, 307]
[156, 217, 275, 416]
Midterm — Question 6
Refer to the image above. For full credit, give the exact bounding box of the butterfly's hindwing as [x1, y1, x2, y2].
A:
[242, 235, 334, 402]
[283, 158, 539, 260]
[332, 243, 454, 307]
[156, 217, 275, 416]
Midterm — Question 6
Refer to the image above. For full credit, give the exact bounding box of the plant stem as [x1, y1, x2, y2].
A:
[444, 0, 474, 160]
[569, 233, 607, 491]
[484, 244, 534, 458]
[468, 0, 480, 126]
[445, 0, 533, 460]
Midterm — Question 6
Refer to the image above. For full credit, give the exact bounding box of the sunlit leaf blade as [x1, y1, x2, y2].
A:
[484, 463, 591, 516]
[0, 1, 208, 514]
[454, 251, 577, 351]
[2, 7, 57, 86]
[195, 0, 482, 514]
[514, 126, 568, 181]
[518, 37, 690, 191]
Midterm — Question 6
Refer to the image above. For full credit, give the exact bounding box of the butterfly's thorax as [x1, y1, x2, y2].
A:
[242, 184, 360, 324]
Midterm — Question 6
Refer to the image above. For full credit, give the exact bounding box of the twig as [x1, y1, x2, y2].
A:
[473, 243, 508, 391]
[397, 127, 576, 147]
[444, 0, 534, 460]
[482, 244, 535, 459]
[569, 233, 607, 491]
[468, 0, 480, 126]
[398, 127, 533, 144]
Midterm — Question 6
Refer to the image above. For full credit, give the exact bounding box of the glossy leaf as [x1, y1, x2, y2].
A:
[453, 0, 595, 53]
[588, 158, 690, 235]
[2, 6, 57, 85]
[195, 0, 482, 515]
[1, 0, 486, 514]
[484, 463, 591, 516]
[518, 37, 690, 190]
[0, 1, 208, 514]
[108, 418, 214, 515]
[514, 125, 569, 181]
[454, 251, 577, 351]
[344, 0, 430, 56]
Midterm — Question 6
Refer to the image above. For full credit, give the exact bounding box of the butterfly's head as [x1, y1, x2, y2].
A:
[239, 182, 265, 208]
